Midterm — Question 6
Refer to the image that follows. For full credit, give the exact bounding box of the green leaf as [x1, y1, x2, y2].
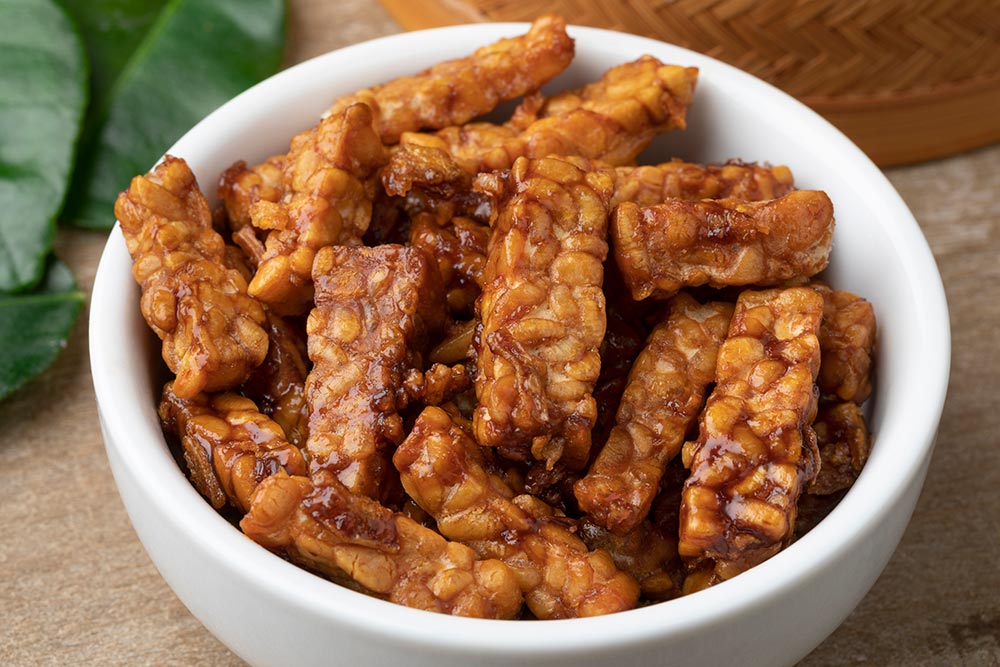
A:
[0, 0, 88, 292]
[0, 258, 85, 401]
[64, 0, 286, 230]
[59, 0, 168, 137]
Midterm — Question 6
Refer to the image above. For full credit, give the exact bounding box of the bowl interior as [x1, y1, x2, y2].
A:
[90, 22, 950, 654]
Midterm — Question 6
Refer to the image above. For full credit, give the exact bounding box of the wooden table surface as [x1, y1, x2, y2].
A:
[2, 1, 998, 664]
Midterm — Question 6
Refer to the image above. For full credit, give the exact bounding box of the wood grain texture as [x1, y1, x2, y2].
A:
[1, 1, 998, 664]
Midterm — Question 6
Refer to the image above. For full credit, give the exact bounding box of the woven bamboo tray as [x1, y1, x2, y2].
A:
[379, 0, 1000, 166]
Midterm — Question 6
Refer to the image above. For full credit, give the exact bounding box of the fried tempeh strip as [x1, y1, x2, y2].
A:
[218, 155, 286, 232]
[239, 312, 310, 449]
[404, 56, 698, 175]
[306, 245, 446, 499]
[394, 407, 640, 618]
[611, 159, 795, 208]
[613, 190, 834, 300]
[473, 156, 615, 469]
[575, 294, 734, 535]
[159, 382, 307, 512]
[679, 287, 823, 582]
[325, 15, 574, 144]
[241, 471, 523, 618]
[409, 213, 490, 316]
[809, 402, 872, 495]
[381, 143, 491, 224]
[813, 285, 877, 404]
[115, 156, 268, 398]
[249, 103, 388, 315]
[578, 517, 681, 601]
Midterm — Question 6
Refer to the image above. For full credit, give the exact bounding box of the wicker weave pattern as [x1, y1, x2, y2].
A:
[454, 0, 1000, 101]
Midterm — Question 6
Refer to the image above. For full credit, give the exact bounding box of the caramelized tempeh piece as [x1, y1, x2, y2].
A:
[306, 245, 446, 500]
[326, 15, 574, 144]
[405, 56, 698, 174]
[474, 156, 615, 469]
[241, 471, 523, 618]
[249, 103, 388, 315]
[814, 285, 877, 404]
[611, 159, 795, 208]
[679, 287, 823, 582]
[239, 312, 310, 449]
[575, 294, 733, 535]
[809, 402, 872, 495]
[114, 156, 268, 398]
[218, 155, 286, 232]
[613, 190, 834, 300]
[402, 363, 473, 407]
[381, 143, 491, 224]
[394, 407, 640, 618]
[578, 517, 681, 601]
[159, 383, 307, 512]
[409, 213, 490, 316]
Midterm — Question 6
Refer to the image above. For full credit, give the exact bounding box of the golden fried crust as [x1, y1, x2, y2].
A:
[326, 15, 574, 144]
[158, 383, 307, 513]
[114, 156, 269, 398]
[473, 156, 615, 470]
[679, 287, 823, 581]
[217, 155, 285, 232]
[239, 312, 310, 449]
[611, 160, 795, 208]
[394, 407, 640, 618]
[306, 245, 446, 500]
[613, 190, 835, 300]
[575, 294, 734, 535]
[240, 471, 523, 618]
[248, 103, 388, 315]
[412, 57, 698, 174]
[409, 213, 490, 317]
[813, 285, 877, 404]
[809, 402, 871, 495]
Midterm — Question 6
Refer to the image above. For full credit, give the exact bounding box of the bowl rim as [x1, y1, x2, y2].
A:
[90, 21, 951, 655]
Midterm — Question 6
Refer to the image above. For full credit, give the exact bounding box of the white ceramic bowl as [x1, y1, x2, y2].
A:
[90, 23, 950, 667]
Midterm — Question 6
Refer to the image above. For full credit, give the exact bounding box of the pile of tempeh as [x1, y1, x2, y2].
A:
[115, 15, 876, 619]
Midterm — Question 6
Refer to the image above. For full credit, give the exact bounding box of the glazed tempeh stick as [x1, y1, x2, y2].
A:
[473, 156, 615, 469]
[575, 294, 734, 535]
[809, 402, 872, 495]
[326, 15, 574, 144]
[813, 284, 877, 404]
[239, 312, 310, 449]
[306, 245, 445, 500]
[394, 407, 640, 618]
[114, 156, 269, 398]
[249, 103, 388, 315]
[611, 159, 795, 208]
[612, 190, 834, 300]
[679, 287, 823, 582]
[404, 56, 698, 174]
[240, 471, 523, 618]
[159, 383, 307, 513]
